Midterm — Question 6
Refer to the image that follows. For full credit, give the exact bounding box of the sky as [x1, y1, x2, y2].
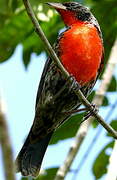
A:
[0, 45, 117, 180]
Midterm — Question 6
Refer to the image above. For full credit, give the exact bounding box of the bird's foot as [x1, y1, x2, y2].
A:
[66, 75, 81, 92]
[63, 107, 87, 115]
[83, 103, 99, 120]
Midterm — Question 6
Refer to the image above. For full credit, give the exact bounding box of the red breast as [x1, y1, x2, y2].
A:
[59, 22, 103, 86]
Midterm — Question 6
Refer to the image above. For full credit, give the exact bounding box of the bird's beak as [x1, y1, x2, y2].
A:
[46, 2, 67, 10]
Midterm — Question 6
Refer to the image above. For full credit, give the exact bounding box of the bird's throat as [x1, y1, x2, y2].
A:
[57, 9, 84, 26]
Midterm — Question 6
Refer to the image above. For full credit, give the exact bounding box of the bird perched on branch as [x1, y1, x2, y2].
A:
[16, 2, 104, 177]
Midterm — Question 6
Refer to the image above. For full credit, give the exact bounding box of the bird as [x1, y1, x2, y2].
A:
[15, 2, 104, 178]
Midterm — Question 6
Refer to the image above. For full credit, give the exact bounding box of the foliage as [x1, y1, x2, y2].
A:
[0, 0, 117, 179]
[92, 141, 114, 179]
[92, 120, 117, 179]
[107, 120, 117, 136]
[50, 113, 83, 144]
[0, 0, 68, 66]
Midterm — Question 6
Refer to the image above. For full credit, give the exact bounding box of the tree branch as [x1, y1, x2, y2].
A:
[23, 0, 117, 139]
[0, 95, 15, 180]
[55, 38, 117, 180]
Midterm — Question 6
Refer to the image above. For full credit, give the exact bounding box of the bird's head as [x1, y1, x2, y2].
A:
[47, 2, 95, 26]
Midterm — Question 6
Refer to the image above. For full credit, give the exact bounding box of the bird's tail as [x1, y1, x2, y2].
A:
[15, 131, 53, 177]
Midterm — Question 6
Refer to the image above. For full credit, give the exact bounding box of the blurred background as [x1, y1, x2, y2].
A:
[0, 0, 117, 179]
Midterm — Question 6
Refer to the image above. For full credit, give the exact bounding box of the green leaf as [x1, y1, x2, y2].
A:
[50, 113, 84, 144]
[22, 47, 32, 68]
[110, 120, 117, 130]
[21, 177, 28, 180]
[37, 167, 58, 180]
[92, 141, 114, 179]
[92, 120, 99, 128]
[107, 76, 117, 92]
[102, 96, 109, 106]
[87, 91, 95, 102]
[0, 0, 10, 14]
[107, 120, 117, 137]
[0, 10, 32, 63]
[94, 0, 117, 62]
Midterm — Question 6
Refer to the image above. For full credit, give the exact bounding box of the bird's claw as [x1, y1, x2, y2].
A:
[67, 75, 81, 92]
[83, 103, 99, 120]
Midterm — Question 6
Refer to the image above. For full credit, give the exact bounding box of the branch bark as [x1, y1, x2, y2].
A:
[55, 38, 117, 180]
[0, 95, 15, 180]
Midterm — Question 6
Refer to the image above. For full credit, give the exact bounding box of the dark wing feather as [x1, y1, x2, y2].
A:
[35, 58, 52, 107]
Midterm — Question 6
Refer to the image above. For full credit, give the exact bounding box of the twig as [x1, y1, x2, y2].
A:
[23, 0, 117, 139]
[105, 140, 117, 180]
[0, 95, 15, 180]
[55, 38, 117, 180]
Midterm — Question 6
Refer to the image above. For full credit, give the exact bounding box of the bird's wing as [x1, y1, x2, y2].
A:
[35, 57, 52, 108]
